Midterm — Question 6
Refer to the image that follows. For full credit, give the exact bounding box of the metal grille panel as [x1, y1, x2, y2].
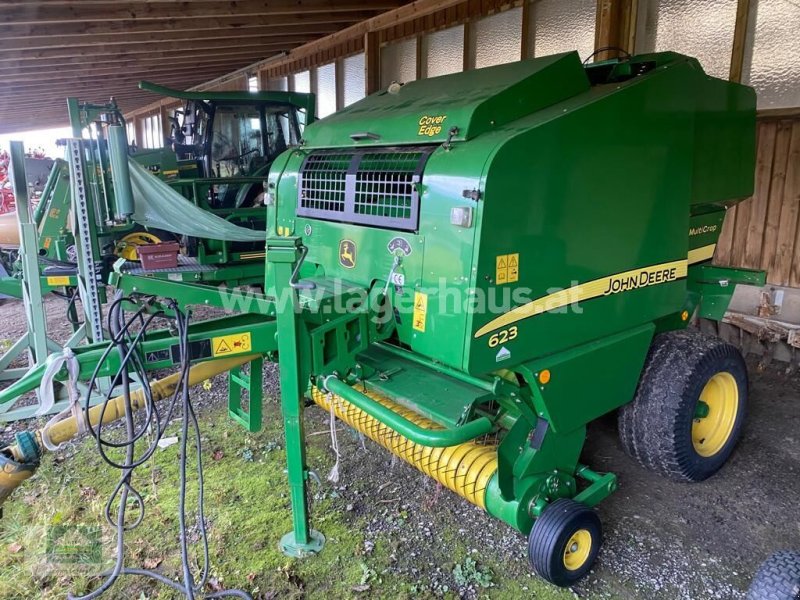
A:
[298, 152, 351, 214]
[297, 146, 434, 231]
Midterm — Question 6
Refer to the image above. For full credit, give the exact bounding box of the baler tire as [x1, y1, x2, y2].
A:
[747, 551, 800, 600]
[618, 330, 747, 482]
[528, 498, 602, 587]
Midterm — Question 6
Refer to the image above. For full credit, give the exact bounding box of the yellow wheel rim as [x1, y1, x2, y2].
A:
[692, 371, 739, 457]
[116, 232, 163, 261]
[563, 529, 592, 571]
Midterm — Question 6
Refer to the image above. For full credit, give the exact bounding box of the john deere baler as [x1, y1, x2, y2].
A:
[0, 51, 763, 591]
[261, 50, 760, 584]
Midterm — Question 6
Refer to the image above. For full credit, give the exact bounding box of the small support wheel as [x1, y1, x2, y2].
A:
[747, 551, 800, 600]
[528, 498, 602, 587]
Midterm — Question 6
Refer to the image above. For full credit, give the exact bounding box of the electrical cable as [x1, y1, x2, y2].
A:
[69, 292, 252, 600]
[582, 46, 632, 64]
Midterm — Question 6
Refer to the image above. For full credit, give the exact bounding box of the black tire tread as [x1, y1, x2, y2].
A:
[748, 551, 800, 600]
[529, 498, 602, 587]
[618, 329, 747, 482]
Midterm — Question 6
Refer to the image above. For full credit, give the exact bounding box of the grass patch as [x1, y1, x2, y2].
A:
[0, 396, 579, 599]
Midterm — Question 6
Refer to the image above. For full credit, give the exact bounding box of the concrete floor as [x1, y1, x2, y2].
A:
[580, 357, 800, 599]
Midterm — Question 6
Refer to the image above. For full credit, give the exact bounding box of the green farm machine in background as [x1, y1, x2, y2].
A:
[0, 51, 766, 593]
[0, 84, 317, 290]
[0, 86, 315, 419]
[125, 81, 316, 270]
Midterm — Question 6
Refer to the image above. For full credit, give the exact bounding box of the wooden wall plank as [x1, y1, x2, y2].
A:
[761, 120, 794, 273]
[730, 124, 759, 268]
[715, 205, 738, 266]
[743, 121, 777, 268]
[785, 121, 800, 286]
[770, 122, 800, 285]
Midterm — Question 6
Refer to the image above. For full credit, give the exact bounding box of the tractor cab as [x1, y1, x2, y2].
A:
[171, 98, 305, 178]
[137, 81, 316, 208]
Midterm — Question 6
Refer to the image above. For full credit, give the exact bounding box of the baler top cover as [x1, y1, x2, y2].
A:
[304, 52, 589, 147]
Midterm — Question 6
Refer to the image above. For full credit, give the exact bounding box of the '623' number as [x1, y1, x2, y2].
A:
[488, 326, 518, 348]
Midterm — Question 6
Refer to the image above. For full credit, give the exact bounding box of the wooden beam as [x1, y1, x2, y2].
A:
[462, 20, 472, 71]
[0, 88, 212, 103]
[0, 49, 284, 70]
[594, 0, 623, 62]
[0, 73, 229, 95]
[134, 116, 145, 149]
[364, 31, 380, 95]
[158, 105, 170, 147]
[0, 46, 281, 71]
[250, 0, 468, 74]
[594, 0, 638, 60]
[0, 53, 271, 77]
[0, 1, 407, 25]
[759, 107, 800, 120]
[415, 35, 423, 80]
[729, 0, 752, 83]
[0, 12, 375, 39]
[520, 0, 531, 59]
[0, 35, 318, 62]
[4, 24, 343, 51]
[0, 58, 267, 81]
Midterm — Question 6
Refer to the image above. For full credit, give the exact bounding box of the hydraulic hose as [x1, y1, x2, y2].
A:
[0, 355, 255, 509]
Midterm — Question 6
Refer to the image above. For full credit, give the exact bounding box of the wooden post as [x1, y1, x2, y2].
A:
[365, 31, 381, 95]
[158, 104, 170, 148]
[520, 0, 532, 59]
[416, 35, 424, 80]
[134, 115, 144, 149]
[594, 0, 637, 61]
[729, 0, 752, 83]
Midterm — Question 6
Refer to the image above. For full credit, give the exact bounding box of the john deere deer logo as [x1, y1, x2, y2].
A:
[339, 239, 356, 269]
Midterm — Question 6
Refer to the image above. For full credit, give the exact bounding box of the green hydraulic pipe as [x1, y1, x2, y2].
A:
[321, 375, 494, 447]
[107, 125, 134, 219]
[375, 342, 496, 393]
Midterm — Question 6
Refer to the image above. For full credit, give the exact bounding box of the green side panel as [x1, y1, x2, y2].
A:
[519, 324, 655, 434]
[688, 264, 766, 320]
[131, 147, 180, 179]
[689, 210, 726, 251]
[0, 277, 22, 299]
[303, 52, 590, 147]
[691, 70, 757, 208]
[466, 60, 700, 373]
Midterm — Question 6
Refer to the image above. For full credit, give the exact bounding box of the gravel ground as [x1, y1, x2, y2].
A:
[1, 295, 798, 599]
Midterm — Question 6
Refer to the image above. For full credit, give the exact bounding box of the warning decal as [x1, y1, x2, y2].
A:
[412, 291, 428, 333]
[211, 332, 252, 357]
[46, 276, 71, 286]
[495, 253, 519, 284]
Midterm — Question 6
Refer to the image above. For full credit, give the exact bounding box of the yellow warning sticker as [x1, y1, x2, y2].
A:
[212, 332, 252, 357]
[412, 291, 428, 333]
[496, 253, 519, 284]
[508, 253, 519, 283]
[46, 276, 71, 286]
